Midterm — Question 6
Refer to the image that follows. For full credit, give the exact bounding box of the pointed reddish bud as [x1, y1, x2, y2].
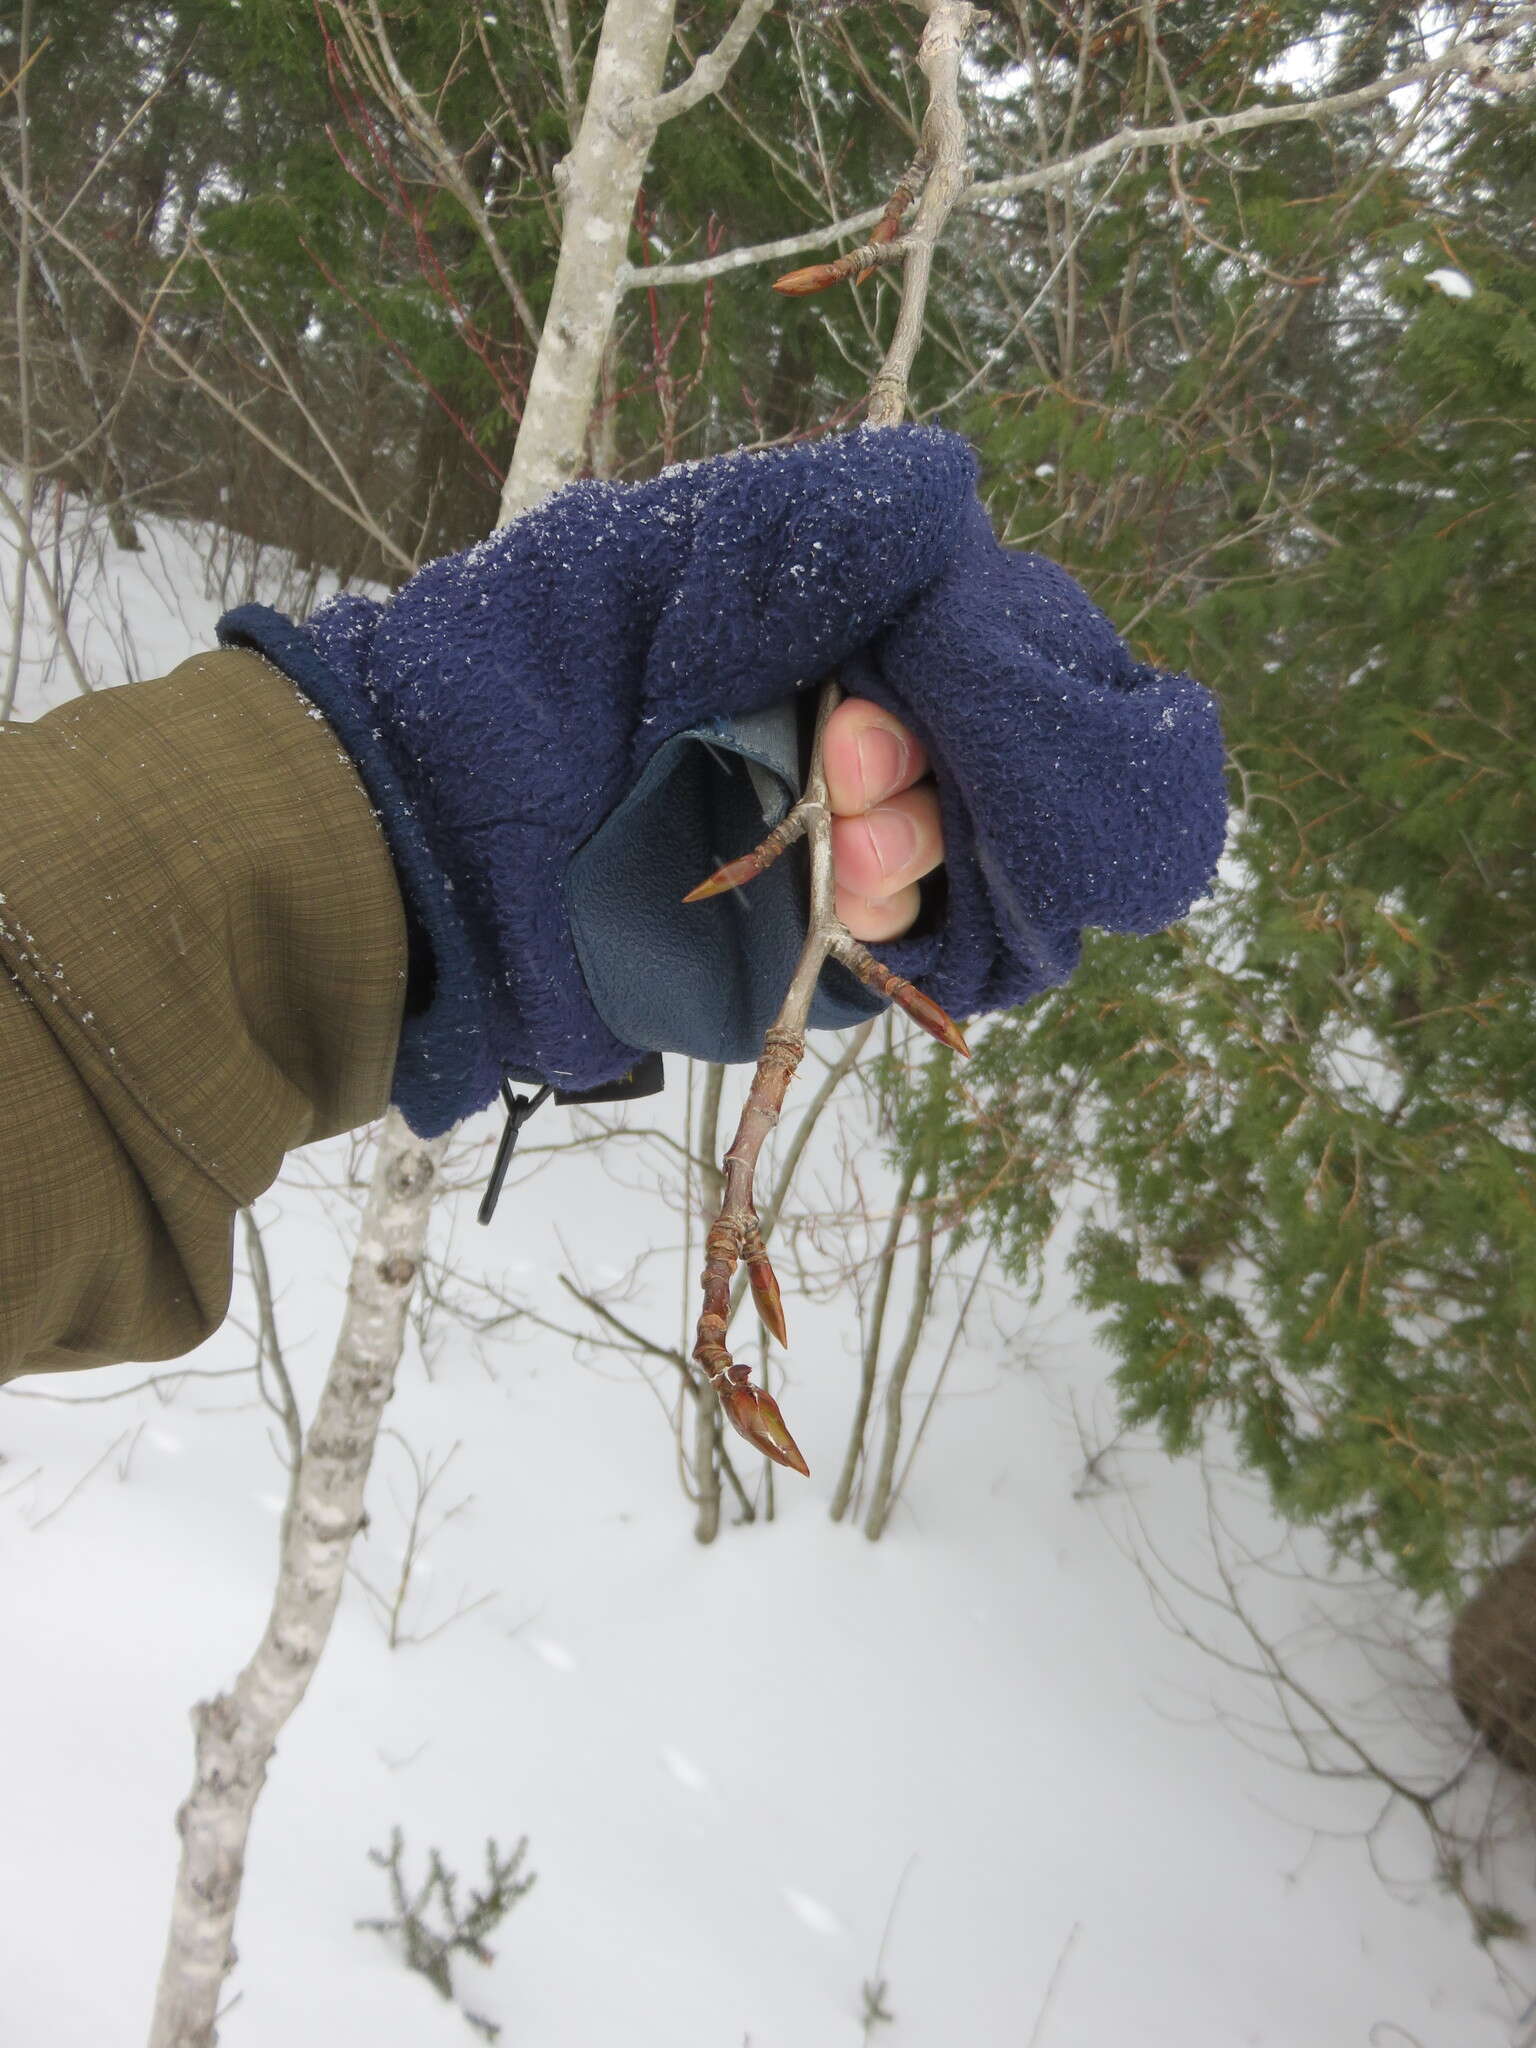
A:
[685, 812, 807, 901]
[773, 263, 840, 297]
[746, 1248, 788, 1347]
[834, 937, 972, 1057]
[719, 1380, 810, 1477]
[892, 978, 972, 1057]
[683, 852, 762, 902]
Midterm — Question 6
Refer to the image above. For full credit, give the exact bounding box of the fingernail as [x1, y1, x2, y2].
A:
[867, 805, 918, 879]
[856, 725, 906, 807]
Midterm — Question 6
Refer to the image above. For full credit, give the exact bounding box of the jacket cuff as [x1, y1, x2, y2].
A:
[0, 649, 409, 1376]
[218, 603, 499, 1138]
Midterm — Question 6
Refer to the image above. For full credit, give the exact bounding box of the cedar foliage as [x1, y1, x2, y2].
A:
[883, 23, 1536, 1599]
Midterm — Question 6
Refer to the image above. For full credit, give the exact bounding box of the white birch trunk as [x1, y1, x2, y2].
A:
[148, 1121, 444, 2047]
[498, 0, 679, 522]
[146, 2, 755, 2039]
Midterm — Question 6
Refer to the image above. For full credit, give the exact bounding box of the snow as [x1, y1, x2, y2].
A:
[1425, 267, 1475, 300]
[3, 492, 1533, 2047]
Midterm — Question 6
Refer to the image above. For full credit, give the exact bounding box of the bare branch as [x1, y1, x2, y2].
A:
[624, 12, 1536, 293]
[830, 1146, 921, 1522]
[0, 170, 416, 572]
[2, 0, 37, 725]
[0, 479, 92, 706]
[862, 1137, 940, 1538]
[867, 0, 976, 425]
[499, 0, 679, 520]
[339, 0, 542, 345]
[640, 0, 775, 124]
[240, 1207, 303, 1485]
[538, 0, 583, 138]
[687, 0, 978, 1475]
[190, 232, 402, 568]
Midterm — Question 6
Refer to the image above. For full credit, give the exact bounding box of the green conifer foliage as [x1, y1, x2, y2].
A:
[898, 57, 1536, 1599]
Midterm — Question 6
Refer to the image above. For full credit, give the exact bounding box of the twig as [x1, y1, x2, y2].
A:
[148, 1120, 447, 2046]
[865, 1, 976, 427]
[336, 0, 542, 344]
[0, 478, 93, 705]
[240, 1207, 303, 1487]
[688, 683, 969, 1474]
[726, 1018, 877, 1333]
[537, 0, 582, 137]
[685, 1, 977, 1476]
[638, 0, 776, 124]
[28, 1430, 133, 1530]
[687, 6, 975, 1473]
[624, 11, 1536, 292]
[863, 1116, 942, 1539]
[0, 171, 415, 571]
[829, 1147, 920, 1522]
[885, 1242, 992, 1517]
[774, 144, 929, 296]
[1026, 1922, 1082, 2048]
[191, 233, 407, 555]
[2, 0, 37, 725]
[691, 1061, 728, 1540]
[860, 1851, 917, 2040]
[555, 1273, 756, 1524]
[348, 1435, 494, 1648]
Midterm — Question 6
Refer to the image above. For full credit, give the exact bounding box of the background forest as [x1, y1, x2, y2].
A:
[9, 0, 1531, 1592]
[3, 1, 1536, 2041]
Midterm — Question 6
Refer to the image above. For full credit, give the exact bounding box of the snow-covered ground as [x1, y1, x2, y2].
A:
[3, 495, 1532, 2047]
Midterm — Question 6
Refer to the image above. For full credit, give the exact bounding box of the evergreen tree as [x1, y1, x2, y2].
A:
[892, 34, 1536, 1599]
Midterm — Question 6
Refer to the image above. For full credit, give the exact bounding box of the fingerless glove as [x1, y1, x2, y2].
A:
[220, 425, 1227, 1140]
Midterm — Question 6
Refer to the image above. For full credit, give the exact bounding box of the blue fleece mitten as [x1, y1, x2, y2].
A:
[219, 425, 1227, 1141]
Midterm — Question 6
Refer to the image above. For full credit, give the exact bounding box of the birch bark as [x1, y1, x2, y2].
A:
[498, 0, 679, 521]
[148, 1, 778, 2037]
[147, 1127, 445, 2048]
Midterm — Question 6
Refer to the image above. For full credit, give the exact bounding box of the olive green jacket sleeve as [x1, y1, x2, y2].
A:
[0, 648, 409, 1382]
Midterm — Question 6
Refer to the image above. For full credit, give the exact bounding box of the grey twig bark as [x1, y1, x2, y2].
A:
[637, 0, 775, 122]
[865, 0, 976, 428]
[239, 1207, 302, 1485]
[862, 1146, 938, 1540]
[0, 480, 93, 708]
[829, 1149, 921, 1523]
[2, 0, 36, 726]
[691, 1061, 728, 1543]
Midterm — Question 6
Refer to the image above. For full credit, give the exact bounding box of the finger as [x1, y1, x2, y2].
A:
[836, 881, 922, 944]
[823, 696, 929, 816]
[830, 782, 943, 900]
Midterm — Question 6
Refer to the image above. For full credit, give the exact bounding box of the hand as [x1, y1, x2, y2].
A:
[824, 696, 943, 943]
